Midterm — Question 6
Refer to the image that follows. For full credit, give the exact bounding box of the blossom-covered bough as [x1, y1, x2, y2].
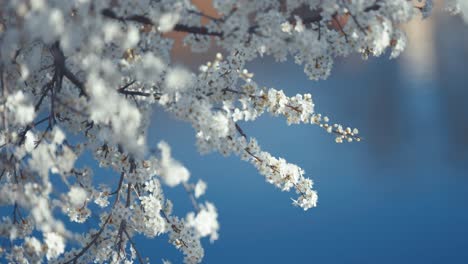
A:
[0, 0, 466, 263]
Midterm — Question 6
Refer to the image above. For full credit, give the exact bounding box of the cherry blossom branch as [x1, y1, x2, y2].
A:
[16, 115, 49, 146]
[101, 9, 224, 37]
[123, 228, 146, 264]
[63, 211, 112, 263]
[100, 2, 383, 41]
[1, 66, 8, 134]
[64, 172, 126, 264]
[332, 14, 349, 43]
[242, 145, 307, 197]
[187, 9, 223, 23]
[183, 182, 200, 212]
[173, 24, 223, 37]
[50, 42, 88, 98]
[0, 0, 448, 262]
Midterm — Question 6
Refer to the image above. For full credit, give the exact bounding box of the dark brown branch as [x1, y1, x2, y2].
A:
[16, 116, 49, 146]
[49, 42, 88, 97]
[63, 213, 113, 264]
[364, 2, 381, 12]
[118, 90, 151, 97]
[173, 24, 223, 37]
[183, 183, 200, 212]
[123, 229, 146, 264]
[101, 8, 224, 37]
[187, 9, 223, 23]
[35, 82, 52, 111]
[332, 15, 349, 43]
[235, 123, 247, 139]
[64, 68, 87, 97]
[125, 15, 154, 25]
[64, 172, 126, 264]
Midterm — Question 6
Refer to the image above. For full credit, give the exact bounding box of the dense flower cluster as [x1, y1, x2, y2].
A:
[446, 0, 468, 23]
[0, 0, 461, 263]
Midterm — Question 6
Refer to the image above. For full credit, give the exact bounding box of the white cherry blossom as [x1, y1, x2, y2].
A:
[0, 1, 464, 263]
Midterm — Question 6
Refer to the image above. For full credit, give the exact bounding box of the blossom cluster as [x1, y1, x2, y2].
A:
[0, 0, 459, 263]
[445, 0, 468, 23]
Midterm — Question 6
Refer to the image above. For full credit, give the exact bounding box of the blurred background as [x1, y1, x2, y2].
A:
[141, 4, 468, 264]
